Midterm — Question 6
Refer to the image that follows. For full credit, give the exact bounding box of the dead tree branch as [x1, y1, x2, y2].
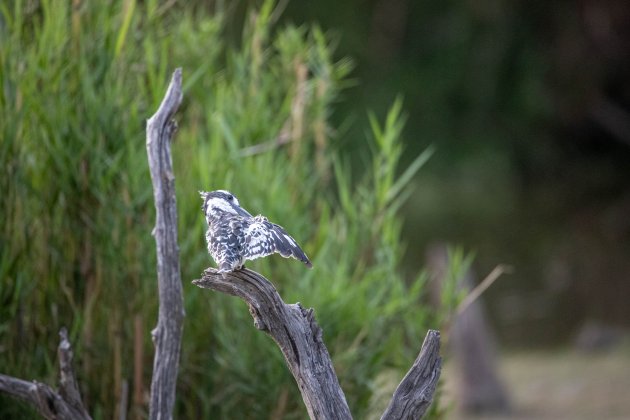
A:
[193, 268, 352, 419]
[146, 68, 185, 420]
[0, 328, 91, 420]
[193, 268, 441, 420]
[380, 330, 441, 420]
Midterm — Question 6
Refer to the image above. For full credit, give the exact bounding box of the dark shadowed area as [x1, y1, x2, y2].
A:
[282, 0, 630, 417]
[283, 0, 630, 346]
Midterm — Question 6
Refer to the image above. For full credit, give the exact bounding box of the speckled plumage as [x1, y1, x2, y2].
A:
[200, 190, 312, 272]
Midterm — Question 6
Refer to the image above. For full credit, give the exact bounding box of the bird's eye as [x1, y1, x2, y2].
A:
[227, 195, 233, 201]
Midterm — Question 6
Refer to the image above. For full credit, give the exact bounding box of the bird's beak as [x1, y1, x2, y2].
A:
[235, 206, 252, 218]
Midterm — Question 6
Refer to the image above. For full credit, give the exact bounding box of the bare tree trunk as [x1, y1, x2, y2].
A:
[194, 268, 442, 420]
[0, 328, 91, 420]
[146, 68, 185, 420]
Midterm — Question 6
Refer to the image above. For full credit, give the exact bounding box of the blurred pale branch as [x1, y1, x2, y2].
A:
[457, 264, 512, 316]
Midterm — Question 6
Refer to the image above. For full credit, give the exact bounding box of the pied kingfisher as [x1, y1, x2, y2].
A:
[200, 190, 312, 273]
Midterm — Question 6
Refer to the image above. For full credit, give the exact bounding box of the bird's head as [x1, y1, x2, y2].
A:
[199, 190, 251, 220]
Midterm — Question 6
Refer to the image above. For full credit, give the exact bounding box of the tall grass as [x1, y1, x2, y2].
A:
[1, 1, 459, 418]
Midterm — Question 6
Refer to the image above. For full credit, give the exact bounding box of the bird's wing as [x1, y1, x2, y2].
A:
[243, 215, 312, 267]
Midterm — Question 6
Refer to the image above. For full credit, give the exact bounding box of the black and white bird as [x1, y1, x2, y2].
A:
[200, 190, 312, 273]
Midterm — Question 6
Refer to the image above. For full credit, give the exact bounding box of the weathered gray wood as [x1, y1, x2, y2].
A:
[380, 330, 441, 420]
[0, 328, 91, 420]
[193, 268, 353, 420]
[146, 68, 185, 420]
[193, 268, 442, 420]
[57, 328, 91, 418]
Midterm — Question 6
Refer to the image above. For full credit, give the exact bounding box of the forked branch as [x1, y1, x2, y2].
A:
[0, 328, 91, 420]
[193, 268, 441, 420]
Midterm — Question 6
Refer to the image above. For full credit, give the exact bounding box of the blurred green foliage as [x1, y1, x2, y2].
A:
[284, 0, 630, 345]
[0, 1, 464, 418]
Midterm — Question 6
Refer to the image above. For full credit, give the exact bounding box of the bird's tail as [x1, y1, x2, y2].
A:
[273, 224, 313, 268]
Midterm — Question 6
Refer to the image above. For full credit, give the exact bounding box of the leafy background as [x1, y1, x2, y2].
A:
[0, 1, 462, 418]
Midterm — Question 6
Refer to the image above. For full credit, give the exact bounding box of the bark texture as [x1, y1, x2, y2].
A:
[194, 268, 352, 420]
[380, 330, 441, 420]
[146, 68, 185, 420]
